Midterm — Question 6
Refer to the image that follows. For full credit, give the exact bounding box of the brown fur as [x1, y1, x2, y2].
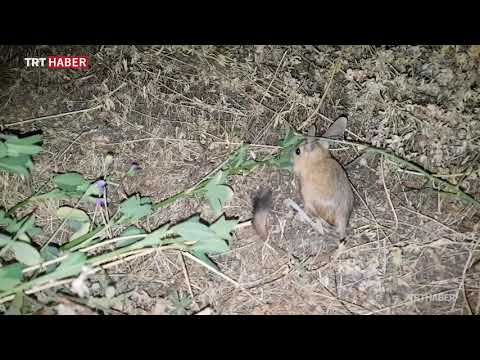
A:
[252, 117, 354, 240]
[293, 117, 354, 239]
[252, 188, 272, 239]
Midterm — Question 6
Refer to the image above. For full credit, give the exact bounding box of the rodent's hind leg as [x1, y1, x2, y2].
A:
[314, 217, 336, 235]
[335, 216, 348, 244]
[285, 198, 325, 235]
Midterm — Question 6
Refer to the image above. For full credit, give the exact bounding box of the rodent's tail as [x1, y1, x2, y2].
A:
[252, 188, 273, 239]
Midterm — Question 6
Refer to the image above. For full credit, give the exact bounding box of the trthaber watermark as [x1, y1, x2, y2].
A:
[24, 56, 89, 69]
[408, 293, 456, 303]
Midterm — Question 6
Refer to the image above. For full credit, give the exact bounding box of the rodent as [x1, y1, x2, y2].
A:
[253, 116, 354, 241]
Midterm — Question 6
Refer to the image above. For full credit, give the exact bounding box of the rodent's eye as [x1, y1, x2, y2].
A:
[295, 147, 301, 155]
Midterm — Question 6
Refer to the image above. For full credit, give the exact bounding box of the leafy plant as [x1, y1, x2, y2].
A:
[40, 246, 60, 273]
[5, 292, 24, 315]
[267, 129, 304, 170]
[0, 263, 24, 292]
[118, 195, 153, 223]
[56, 207, 91, 242]
[8, 241, 43, 266]
[7, 173, 107, 216]
[115, 226, 146, 248]
[0, 134, 42, 176]
[203, 171, 233, 216]
[53, 253, 87, 279]
[0, 129, 308, 307]
[0, 210, 41, 242]
[223, 144, 258, 174]
[169, 291, 192, 315]
[0, 211, 43, 266]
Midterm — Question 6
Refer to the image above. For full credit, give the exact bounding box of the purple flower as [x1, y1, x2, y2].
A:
[94, 180, 107, 195]
[131, 162, 141, 171]
[96, 198, 106, 207]
[127, 162, 142, 177]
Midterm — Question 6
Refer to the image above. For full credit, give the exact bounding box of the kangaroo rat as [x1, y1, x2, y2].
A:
[253, 116, 354, 241]
[293, 116, 354, 240]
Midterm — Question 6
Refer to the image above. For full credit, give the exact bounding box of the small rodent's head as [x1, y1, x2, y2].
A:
[293, 140, 331, 176]
[293, 116, 347, 176]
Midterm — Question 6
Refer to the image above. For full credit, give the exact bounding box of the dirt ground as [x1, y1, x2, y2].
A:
[1, 45, 479, 315]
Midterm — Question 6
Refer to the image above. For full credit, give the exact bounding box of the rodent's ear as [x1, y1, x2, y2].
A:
[323, 116, 347, 139]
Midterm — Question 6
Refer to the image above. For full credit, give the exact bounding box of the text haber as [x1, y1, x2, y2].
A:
[48, 56, 89, 69]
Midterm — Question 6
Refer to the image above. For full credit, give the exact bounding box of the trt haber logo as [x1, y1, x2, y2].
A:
[24, 56, 89, 69]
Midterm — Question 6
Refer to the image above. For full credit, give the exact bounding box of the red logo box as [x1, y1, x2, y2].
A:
[48, 56, 89, 69]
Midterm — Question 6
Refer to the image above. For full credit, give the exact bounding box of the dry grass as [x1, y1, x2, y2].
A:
[1, 45, 479, 314]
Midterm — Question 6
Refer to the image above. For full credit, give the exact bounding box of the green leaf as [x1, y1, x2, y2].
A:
[116, 226, 146, 248]
[190, 250, 219, 271]
[53, 253, 87, 279]
[23, 217, 41, 238]
[0, 263, 24, 292]
[0, 233, 13, 247]
[6, 143, 42, 157]
[170, 216, 229, 254]
[189, 237, 229, 254]
[40, 245, 60, 273]
[5, 292, 24, 315]
[57, 207, 90, 223]
[0, 216, 40, 242]
[42, 189, 71, 199]
[269, 147, 296, 170]
[40, 245, 60, 261]
[237, 159, 258, 172]
[224, 144, 248, 170]
[131, 224, 169, 249]
[4, 218, 22, 235]
[53, 173, 91, 194]
[207, 185, 232, 215]
[33, 189, 71, 201]
[210, 215, 239, 241]
[1, 214, 40, 242]
[204, 171, 233, 215]
[170, 216, 218, 243]
[0, 210, 11, 226]
[268, 130, 305, 171]
[222, 145, 261, 175]
[0, 155, 33, 176]
[6, 134, 42, 146]
[278, 129, 304, 148]
[57, 207, 91, 241]
[170, 292, 192, 315]
[14, 216, 40, 242]
[119, 195, 153, 222]
[83, 181, 105, 197]
[0, 142, 7, 158]
[0, 135, 42, 169]
[70, 222, 91, 242]
[0, 134, 18, 140]
[11, 241, 43, 266]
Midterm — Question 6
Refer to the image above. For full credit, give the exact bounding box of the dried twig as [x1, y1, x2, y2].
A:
[298, 61, 340, 131]
[380, 156, 399, 231]
[3, 105, 102, 128]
